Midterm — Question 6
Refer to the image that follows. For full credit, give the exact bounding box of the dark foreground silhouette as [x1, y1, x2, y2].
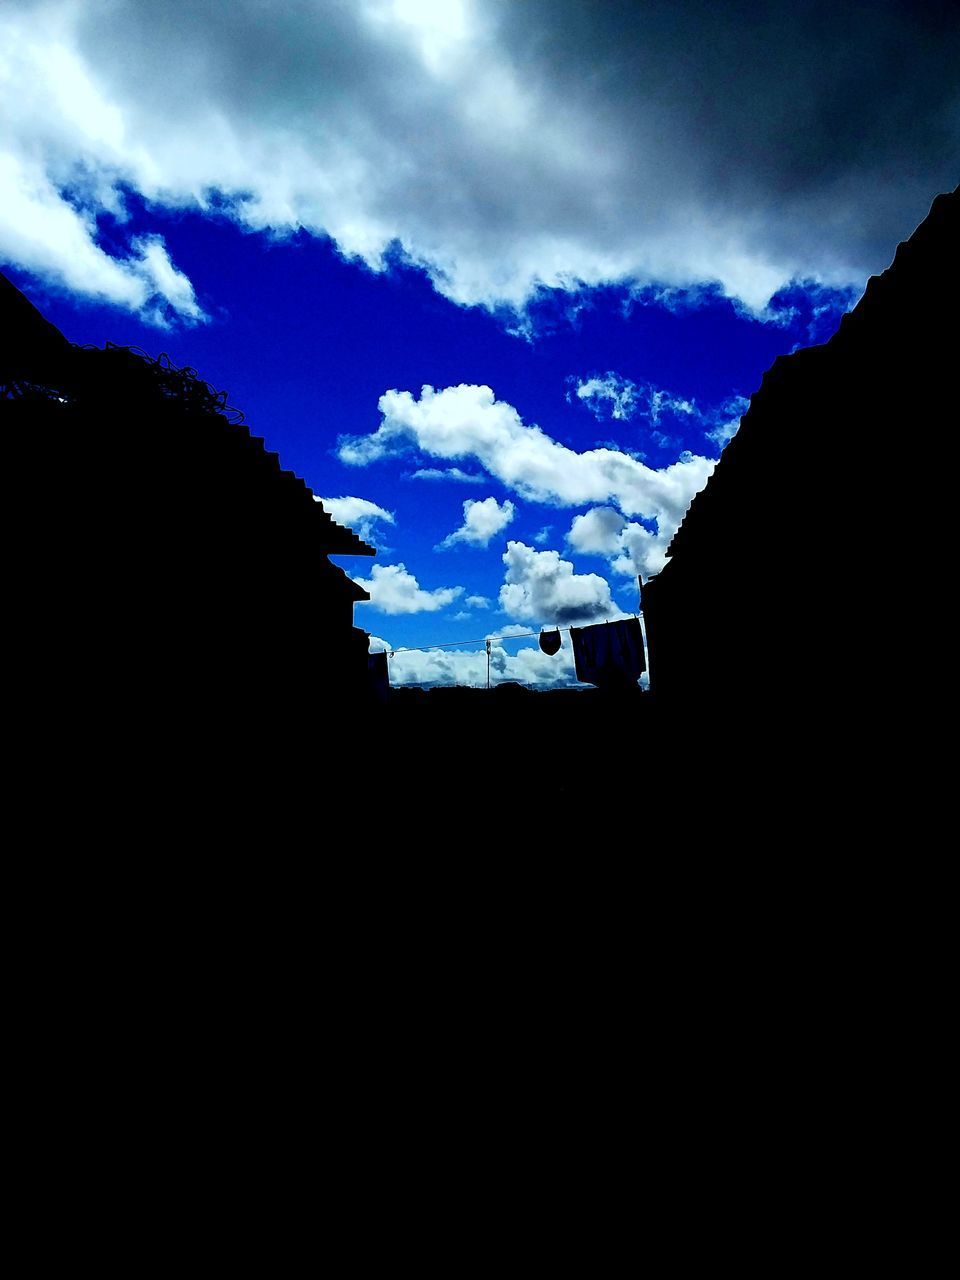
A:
[643, 185, 958, 738]
[3, 184, 956, 804]
[1, 271, 381, 741]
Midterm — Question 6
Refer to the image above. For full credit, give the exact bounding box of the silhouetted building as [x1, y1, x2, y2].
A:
[641, 186, 958, 725]
[0, 272, 376, 730]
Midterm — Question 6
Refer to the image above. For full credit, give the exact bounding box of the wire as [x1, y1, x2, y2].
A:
[384, 616, 640, 655]
[98, 341, 247, 423]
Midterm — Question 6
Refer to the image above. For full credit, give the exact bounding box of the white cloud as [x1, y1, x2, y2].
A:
[378, 637, 582, 689]
[490, 623, 533, 638]
[567, 506, 627, 555]
[575, 373, 638, 421]
[574, 377, 750, 456]
[2, 1, 953, 317]
[353, 562, 462, 614]
[340, 384, 715, 529]
[608, 521, 672, 582]
[317, 494, 396, 544]
[439, 495, 515, 547]
[704, 419, 739, 449]
[499, 540, 624, 626]
[131, 235, 206, 324]
[573, 373, 699, 428]
[0, 151, 205, 325]
[647, 388, 695, 424]
[533, 525, 552, 544]
[704, 396, 750, 448]
[465, 595, 490, 608]
[567, 506, 673, 582]
[406, 467, 485, 484]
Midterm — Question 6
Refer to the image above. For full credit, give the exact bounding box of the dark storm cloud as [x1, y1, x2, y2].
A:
[491, 0, 959, 260]
[1, 0, 956, 315]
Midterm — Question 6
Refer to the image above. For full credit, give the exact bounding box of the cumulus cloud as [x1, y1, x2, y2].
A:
[317, 494, 395, 544]
[499, 540, 623, 625]
[439, 495, 516, 547]
[340, 385, 715, 530]
[373, 634, 582, 689]
[465, 595, 491, 608]
[354, 562, 463, 614]
[1, 1, 956, 317]
[567, 505, 677, 582]
[567, 507, 629, 555]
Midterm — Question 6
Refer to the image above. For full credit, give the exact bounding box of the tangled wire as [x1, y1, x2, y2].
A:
[102, 342, 247, 425]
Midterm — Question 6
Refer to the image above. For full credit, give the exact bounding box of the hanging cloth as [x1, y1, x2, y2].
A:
[614, 617, 646, 678]
[539, 628, 562, 656]
[570, 618, 645, 688]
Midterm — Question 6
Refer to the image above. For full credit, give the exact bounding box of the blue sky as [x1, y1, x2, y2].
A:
[2, 1, 956, 686]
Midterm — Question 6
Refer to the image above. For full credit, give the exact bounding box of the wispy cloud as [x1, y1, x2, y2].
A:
[317, 495, 395, 545]
[703, 397, 750, 448]
[573, 373, 638, 421]
[405, 467, 485, 484]
[571, 372, 743, 453]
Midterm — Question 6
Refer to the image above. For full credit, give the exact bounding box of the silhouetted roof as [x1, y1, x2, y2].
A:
[0, 272, 72, 382]
[662, 185, 959, 570]
[640, 183, 958, 713]
[0, 271, 375, 558]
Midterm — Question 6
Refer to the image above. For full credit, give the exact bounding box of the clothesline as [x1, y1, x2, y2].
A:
[384, 615, 641, 656]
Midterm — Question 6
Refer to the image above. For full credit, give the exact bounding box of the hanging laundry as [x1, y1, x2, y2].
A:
[570, 618, 646, 689]
[367, 650, 390, 703]
[539, 628, 562, 656]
